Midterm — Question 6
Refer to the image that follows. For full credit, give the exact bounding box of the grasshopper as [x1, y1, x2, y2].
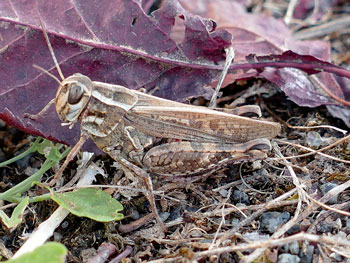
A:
[27, 18, 280, 232]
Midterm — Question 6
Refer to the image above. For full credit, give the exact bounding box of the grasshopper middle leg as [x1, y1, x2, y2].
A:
[104, 147, 167, 232]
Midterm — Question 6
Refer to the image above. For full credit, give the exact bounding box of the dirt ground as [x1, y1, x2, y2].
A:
[1, 1, 350, 263]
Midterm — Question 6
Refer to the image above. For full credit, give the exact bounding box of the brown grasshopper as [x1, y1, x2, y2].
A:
[28, 18, 280, 232]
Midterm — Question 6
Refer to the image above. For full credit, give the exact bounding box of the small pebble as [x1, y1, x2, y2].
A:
[259, 212, 290, 234]
[53, 232, 63, 241]
[159, 212, 170, 222]
[219, 189, 228, 198]
[287, 224, 301, 235]
[329, 252, 343, 262]
[346, 218, 350, 231]
[278, 253, 300, 263]
[24, 166, 39, 177]
[232, 190, 250, 205]
[15, 151, 33, 170]
[289, 241, 299, 255]
[320, 182, 338, 204]
[299, 245, 314, 263]
[184, 205, 197, 212]
[316, 219, 333, 233]
[169, 206, 181, 221]
[61, 221, 69, 229]
[306, 131, 323, 147]
[130, 208, 140, 220]
[231, 218, 240, 226]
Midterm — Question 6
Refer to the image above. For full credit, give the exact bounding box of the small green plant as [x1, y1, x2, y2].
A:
[0, 197, 29, 229]
[0, 137, 70, 203]
[0, 137, 124, 261]
[4, 242, 67, 263]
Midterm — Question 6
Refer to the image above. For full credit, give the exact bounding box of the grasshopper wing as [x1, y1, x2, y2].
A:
[126, 105, 280, 143]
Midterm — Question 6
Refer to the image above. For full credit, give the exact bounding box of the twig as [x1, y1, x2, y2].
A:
[109, 246, 133, 263]
[307, 202, 350, 235]
[193, 232, 350, 260]
[86, 242, 117, 263]
[274, 134, 350, 164]
[284, 0, 298, 25]
[209, 47, 235, 108]
[209, 188, 232, 250]
[294, 16, 350, 40]
[201, 200, 298, 218]
[118, 213, 155, 233]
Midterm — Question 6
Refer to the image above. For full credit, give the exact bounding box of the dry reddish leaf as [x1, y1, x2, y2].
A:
[179, 0, 350, 126]
[1, 0, 350, 151]
[0, 0, 231, 150]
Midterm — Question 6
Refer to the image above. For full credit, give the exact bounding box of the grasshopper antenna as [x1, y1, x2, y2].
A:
[24, 13, 65, 120]
[37, 13, 65, 81]
[33, 64, 61, 85]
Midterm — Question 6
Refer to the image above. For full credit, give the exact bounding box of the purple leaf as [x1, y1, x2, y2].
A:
[2, 0, 350, 153]
[0, 0, 232, 150]
[327, 105, 350, 127]
[179, 0, 350, 126]
[261, 67, 331, 107]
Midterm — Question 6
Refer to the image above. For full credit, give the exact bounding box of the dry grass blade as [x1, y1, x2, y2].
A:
[194, 233, 350, 260]
[274, 134, 350, 164]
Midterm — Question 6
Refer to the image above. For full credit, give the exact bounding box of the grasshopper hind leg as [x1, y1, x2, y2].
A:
[142, 138, 271, 177]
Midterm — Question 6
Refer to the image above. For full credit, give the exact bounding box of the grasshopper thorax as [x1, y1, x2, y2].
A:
[55, 73, 93, 126]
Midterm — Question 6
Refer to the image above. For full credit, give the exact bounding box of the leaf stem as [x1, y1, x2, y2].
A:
[0, 137, 42, 168]
[0, 147, 71, 202]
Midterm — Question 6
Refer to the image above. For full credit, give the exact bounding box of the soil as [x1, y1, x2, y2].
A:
[1, 1, 350, 263]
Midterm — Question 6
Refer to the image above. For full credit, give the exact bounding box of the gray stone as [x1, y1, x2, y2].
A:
[278, 253, 300, 263]
[320, 182, 338, 204]
[260, 211, 290, 234]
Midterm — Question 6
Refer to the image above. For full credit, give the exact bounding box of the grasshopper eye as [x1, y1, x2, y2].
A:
[68, 84, 84, 104]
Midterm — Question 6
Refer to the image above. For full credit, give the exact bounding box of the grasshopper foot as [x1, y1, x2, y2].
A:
[23, 112, 40, 120]
[23, 98, 56, 120]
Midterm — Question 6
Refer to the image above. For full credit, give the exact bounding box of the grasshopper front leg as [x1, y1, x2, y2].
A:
[48, 133, 90, 186]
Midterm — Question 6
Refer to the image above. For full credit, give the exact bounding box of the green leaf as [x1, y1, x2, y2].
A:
[34, 139, 69, 163]
[33, 138, 55, 156]
[50, 188, 124, 222]
[5, 242, 67, 263]
[0, 197, 29, 229]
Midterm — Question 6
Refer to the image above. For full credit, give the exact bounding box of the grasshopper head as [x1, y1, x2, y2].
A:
[55, 73, 93, 127]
